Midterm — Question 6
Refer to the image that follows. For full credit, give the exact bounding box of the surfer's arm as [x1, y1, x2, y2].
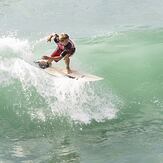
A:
[48, 49, 73, 61]
[48, 56, 62, 62]
[42, 55, 62, 62]
[50, 56, 62, 60]
[47, 33, 59, 42]
[60, 50, 69, 57]
[42, 55, 62, 60]
[60, 46, 75, 57]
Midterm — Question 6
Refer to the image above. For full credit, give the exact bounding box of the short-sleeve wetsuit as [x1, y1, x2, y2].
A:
[51, 34, 76, 62]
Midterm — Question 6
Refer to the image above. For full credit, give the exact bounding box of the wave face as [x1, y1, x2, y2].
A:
[1, 0, 163, 162]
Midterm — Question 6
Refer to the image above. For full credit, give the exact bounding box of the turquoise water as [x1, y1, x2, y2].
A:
[1, 0, 163, 162]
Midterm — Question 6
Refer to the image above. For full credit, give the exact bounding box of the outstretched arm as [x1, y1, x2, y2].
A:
[47, 33, 59, 42]
[42, 55, 62, 62]
[49, 56, 62, 62]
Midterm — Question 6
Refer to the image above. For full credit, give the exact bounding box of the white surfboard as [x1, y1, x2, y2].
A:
[44, 66, 103, 81]
[34, 59, 103, 81]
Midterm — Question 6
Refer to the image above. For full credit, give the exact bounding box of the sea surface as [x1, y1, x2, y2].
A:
[1, 0, 163, 162]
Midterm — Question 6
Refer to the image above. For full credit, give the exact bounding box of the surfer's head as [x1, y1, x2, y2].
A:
[59, 33, 69, 45]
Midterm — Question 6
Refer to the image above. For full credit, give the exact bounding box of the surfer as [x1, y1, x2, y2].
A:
[42, 33, 76, 74]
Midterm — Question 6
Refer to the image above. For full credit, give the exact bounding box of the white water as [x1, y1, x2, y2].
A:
[0, 36, 119, 124]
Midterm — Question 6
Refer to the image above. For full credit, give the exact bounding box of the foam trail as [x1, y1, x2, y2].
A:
[0, 57, 119, 124]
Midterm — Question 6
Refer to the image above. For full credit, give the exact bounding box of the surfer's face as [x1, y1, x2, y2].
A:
[60, 38, 69, 46]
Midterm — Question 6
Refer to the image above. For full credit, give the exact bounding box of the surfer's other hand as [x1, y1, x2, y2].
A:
[42, 56, 50, 60]
[47, 34, 55, 42]
[47, 37, 51, 42]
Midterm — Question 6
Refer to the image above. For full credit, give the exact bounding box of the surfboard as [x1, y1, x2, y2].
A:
[45, 66, 103, 81]
[34, 60, 103, 81]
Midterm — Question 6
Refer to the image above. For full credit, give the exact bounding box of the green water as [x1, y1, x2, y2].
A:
[1, 0, 163, 162]
[0, 29, 163, 163]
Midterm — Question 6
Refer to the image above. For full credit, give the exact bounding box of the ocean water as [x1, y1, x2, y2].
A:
[1, 0, 163, 163]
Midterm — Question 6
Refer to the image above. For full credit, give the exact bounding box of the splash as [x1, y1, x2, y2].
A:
[0, 34, 121, 124]
[0, 36, 33, 60]
[0, 57, 119, 124]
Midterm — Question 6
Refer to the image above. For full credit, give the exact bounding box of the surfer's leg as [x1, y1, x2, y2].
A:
[64, 55, 72, 74]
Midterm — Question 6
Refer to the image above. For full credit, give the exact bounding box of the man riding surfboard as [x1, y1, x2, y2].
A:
[41, 33, 76, 74]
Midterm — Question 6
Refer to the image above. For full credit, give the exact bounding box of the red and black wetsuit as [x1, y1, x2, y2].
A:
[51, 34, 76, 61]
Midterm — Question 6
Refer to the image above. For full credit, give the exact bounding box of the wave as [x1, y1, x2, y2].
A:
[2, 28, 163, 125]
[0, 35, 120, 125]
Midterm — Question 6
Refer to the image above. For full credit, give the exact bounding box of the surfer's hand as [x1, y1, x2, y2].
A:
[42, 56, 50, 60]
[47, 36, 52, 42]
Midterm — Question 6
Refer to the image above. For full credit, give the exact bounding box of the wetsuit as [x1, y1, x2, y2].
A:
[51, 34, 76, 62]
